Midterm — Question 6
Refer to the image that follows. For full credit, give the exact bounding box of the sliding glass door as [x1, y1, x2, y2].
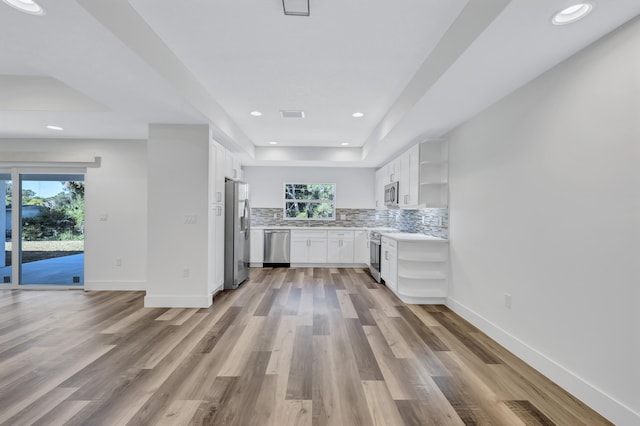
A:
[19, 174, 85, 286]
[0, 170, 85, 288]
[1, 173, 11, 285]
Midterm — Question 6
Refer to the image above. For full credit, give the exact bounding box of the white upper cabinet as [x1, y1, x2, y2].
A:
[399, 145, 420, 208]
[418, 140, 448, 208]
[375, 139, 448, 209]
[209, 139, 226, 204]
[387, 157, 401, 184]
[225, 150, 243, 181]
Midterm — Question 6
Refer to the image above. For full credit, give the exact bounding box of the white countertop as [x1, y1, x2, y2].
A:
[251, 226, 447, 241]
[380, 232, 448, 242]
[252, 226, 397, 231]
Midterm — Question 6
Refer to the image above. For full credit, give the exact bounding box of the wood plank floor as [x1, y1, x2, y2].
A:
[0, 268, 612, 425]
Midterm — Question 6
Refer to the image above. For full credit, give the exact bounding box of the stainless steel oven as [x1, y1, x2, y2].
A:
[368, 230, 382, 283]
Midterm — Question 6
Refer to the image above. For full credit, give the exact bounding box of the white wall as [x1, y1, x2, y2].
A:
[85, 140, 148, 290]
[145, 124, 212, 307]
[243, 166, 376, 209]
[0, 139, 148, 290]
[447, 17, 640, 425]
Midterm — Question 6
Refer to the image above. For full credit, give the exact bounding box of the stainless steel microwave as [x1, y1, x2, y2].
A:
[384, 181, 399, 208]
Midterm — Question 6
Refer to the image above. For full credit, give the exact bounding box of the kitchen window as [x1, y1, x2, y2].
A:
[284, 183, 335, 220]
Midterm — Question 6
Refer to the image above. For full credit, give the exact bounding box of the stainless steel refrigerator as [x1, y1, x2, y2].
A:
[224, 180, 250, 289]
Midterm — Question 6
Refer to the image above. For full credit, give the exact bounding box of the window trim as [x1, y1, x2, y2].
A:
[283, 182, 336, 221]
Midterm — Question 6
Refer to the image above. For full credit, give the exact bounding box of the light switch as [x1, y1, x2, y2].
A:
[184, 214, 198, 225]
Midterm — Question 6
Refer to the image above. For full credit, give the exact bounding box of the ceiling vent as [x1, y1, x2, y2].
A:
[280, 110, 305, 118]
[282, 0, 309, 16]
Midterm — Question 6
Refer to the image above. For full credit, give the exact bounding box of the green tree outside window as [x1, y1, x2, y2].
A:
[284, 183, 335, 220]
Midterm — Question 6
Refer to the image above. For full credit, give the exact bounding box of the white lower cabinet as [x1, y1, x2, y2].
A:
[290, 238, 309, 264]
[208, 204, 225, 294]
[250, 229, 264, 264]
[327, 230, 355, 263]
[380, 237, 397, 293]
[263, 228, 374, 267]
[354, 230, 369, 265]
[290, 230, 328, 263]
[381, 235, 448, 304]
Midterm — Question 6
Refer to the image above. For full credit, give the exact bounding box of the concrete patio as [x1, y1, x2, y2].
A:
[0, 253, 84, 286]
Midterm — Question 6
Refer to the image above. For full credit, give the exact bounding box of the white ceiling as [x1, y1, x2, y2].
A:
[1, 0, 639, 167]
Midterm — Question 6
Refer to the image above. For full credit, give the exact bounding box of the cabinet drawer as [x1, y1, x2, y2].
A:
[328, 230, 354, 240]
[397, 241, 447, 262]
[291, 230, 327, 239]
[381, 237, 396, 248]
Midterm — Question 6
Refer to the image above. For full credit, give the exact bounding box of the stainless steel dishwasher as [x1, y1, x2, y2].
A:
[263, 229, 291, 267]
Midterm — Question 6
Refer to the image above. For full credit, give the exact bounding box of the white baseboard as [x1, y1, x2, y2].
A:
[143, 293, 212, 308]
[446, 297, 639, 426]
[290, 263, 368, 268]
[399, 295, 446, 304]
[84, 280, 146, 291]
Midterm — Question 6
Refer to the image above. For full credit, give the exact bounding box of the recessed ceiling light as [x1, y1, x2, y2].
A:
[250, 111, 262, 116]
[340, 142, 350, 146]
[352, 112, 364, 118]
[269, 141, 278, 145]
[552, 3, 593, 25]
[2, 0, 45, 15]
[46, 125, 63, 131]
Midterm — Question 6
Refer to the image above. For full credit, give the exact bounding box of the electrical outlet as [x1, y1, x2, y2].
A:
[504, 293, 512, 309]
[183, 268, 190, 278]
[273, 213, 278, 219]
[116, 258, 122, 267]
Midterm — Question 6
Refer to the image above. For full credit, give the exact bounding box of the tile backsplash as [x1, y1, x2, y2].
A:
[251, 208, 389, 228]
[387, 208, 449, 239]
[251, 207, 449, 239]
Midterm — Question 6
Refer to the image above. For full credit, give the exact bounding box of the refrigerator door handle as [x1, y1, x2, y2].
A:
[240, 198, 250, 233]
[244, 199, 250, 229]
